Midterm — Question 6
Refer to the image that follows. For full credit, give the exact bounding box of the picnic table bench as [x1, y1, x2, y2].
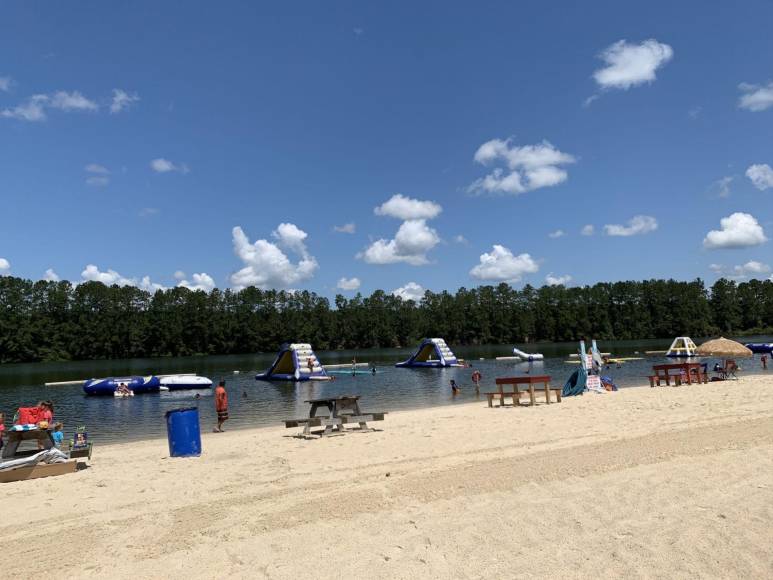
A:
[284, 395, 386, 437]
[1, 427, 54, 459]
[485, 375, 560, 407]
[648, 363, 708, 387]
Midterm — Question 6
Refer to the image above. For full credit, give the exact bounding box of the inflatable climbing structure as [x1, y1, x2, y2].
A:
[395, 338, 460, 368]
[255, 343, 330, 381]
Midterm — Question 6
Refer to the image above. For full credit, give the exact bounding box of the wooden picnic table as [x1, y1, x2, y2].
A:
[284, 395, 386, 437]
[650, 362, 708, 387]
[486, 375, 560, 407]
[2, 428, 54, 459]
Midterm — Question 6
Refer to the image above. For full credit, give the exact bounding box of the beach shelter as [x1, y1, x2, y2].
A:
[255, 343, 330, 381]
[695, 337, 753, 358]
[395, 338, 460, 368]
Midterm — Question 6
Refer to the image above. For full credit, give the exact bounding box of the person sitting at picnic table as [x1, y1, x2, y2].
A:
[36, 400, 54, 449]
[214, 380, 229, 433]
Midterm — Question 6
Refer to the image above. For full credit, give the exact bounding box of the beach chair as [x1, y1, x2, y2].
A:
[724, 360, 739, 380]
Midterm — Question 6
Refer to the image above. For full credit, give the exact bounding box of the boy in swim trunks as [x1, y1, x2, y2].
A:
[214, 380, 229, 432]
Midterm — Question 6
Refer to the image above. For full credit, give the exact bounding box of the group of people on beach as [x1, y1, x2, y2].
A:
[0, 400, 65, 453]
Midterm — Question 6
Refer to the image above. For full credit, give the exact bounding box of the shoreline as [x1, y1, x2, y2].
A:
[1, 375, 771, 578]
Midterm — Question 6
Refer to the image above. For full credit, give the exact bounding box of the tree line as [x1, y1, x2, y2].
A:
[0, 275, 771, 364]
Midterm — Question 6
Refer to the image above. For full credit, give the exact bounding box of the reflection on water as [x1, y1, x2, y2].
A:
[0, 338, 768, 445]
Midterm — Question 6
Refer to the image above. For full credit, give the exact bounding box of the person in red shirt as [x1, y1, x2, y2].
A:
[36, 400, 54, 449]
[214, 381, 229, 433]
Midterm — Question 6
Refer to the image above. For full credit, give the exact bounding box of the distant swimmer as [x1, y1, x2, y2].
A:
[450, 379, 461, 395]
[371, 366, 377, 375]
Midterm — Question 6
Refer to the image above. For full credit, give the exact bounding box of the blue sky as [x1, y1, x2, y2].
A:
[1, 1, 772, 299]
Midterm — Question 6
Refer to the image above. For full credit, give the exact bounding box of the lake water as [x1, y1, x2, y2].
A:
[1, 337, 769, 445]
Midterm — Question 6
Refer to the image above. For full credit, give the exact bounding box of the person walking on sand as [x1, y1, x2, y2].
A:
[214, 380, 229, 432]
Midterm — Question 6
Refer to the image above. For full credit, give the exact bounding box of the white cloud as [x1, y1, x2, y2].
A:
[81, 264, 135, 286]
[603, 215, 658, 237]
[80, 264, 167, 291]
[43, 268, 60, 282]
[336, 277, 361, 291]
[714, 176, 733, 198]
[178, 272, 216, 292]
[150, 158, 189, 174]
[359, 219, 440, 265]
[453, 234, 469, 244]
[2, 90, 97, 121]
[548, 229, 565, 238]
[1, 95, 47, 121]
[688, 106, 702, 119]
[703, 212, 768, 249]
[138, 276, 168, 293]
[361, 195, 443, 265]
[545, 273, 572, 286]
[86, 177, 110, 187]
[746, 164, 773, 191]
[85, 163, 110, 186]
[738, 81, 773, 112]
[353, 27, 364, 36]
[592, 39, 673, 90]
[581, 224, 595, 236]
[85, 163, 110, 174]
[710, 261, 772, 280]
[138, 207, 159, 217]
[374, 194, 442, 220]
[229, 224, 319, 290]
[173, 270, 186, 281]
[469, 245, 539, 283]
[734, 261, 771, 276]
[0, 76, 12, 92]
[48, 91, 98, 112]
[109, 89, 139, 114]
[333, 222, 356, 234]
[391, 282, 425, 302]
[0, 258, 9, 275]
[469, 139, 576, 195]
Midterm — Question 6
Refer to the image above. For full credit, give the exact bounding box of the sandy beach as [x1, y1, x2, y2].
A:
[1, 377, 771, 579]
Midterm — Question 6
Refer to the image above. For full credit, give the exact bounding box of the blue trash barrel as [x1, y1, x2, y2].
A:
[165, 407, 202, 457]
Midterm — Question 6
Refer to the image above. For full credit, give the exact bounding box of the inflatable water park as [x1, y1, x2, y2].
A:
[745, 342, 773, 354]
[83, 374, 212, 396]
[665, 336, 698, 357]
[255, 343, 331, 381]
[512, 347, 544, 361]
[395, 338, 461, 368]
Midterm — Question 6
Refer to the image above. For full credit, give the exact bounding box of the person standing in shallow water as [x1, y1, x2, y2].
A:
[214, 380, 229, 433]
[471, 370, 482, 393]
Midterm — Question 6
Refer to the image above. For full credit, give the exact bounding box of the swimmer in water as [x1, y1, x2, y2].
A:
[450, 379, 461, 395]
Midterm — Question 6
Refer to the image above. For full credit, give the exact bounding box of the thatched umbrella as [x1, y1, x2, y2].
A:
[695, 337, 753, 358]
